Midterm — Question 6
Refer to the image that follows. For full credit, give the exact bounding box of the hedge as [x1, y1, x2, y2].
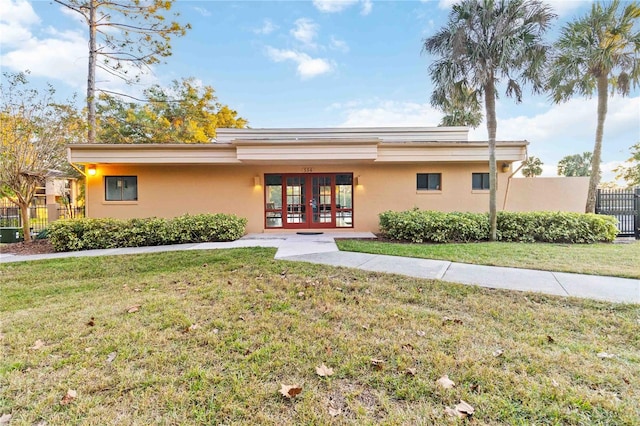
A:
[48, 213, 248, 252]
[378, 209, 618, 244]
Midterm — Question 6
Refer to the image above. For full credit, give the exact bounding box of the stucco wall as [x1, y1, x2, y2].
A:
[85, 163, 515, 233]
[503, 177, 589, 212]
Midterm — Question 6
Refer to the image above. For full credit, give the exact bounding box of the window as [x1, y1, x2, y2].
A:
[265, 174, 283, 228]
[472, 173, 490, 190]
[105, 176, 138, 201]
[417, 173, 441, 190]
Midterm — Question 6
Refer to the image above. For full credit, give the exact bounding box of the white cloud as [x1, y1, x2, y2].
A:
[436, 0, 457, 10]
[436, 0, 587, 16]
[193, 6, 211, 17]
[313, 0, 372, 14]
[254, 19, 278, 35]
[329, 36, 349, 53]
[290, 18, 318, 46]
[0, 0, 39, 47]
[265, 47, 334, 79]
[335, 100, 442, 127]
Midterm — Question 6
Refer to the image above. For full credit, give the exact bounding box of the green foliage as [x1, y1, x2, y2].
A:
[48, 214, 247, 252]
[557, 152, 594, 177]
[614, 143, 640, 187]
[379, 209, 618, 244]
[521, 156, 544, 177]
[97, 78, 247, 144]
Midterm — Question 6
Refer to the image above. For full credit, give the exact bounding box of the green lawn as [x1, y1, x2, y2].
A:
[1, 249, 638, 424]
[336, 240, 640, 279]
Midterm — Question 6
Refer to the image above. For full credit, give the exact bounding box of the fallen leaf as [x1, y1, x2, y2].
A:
[126, 304, 141, 313]
[597, 352, 615, 359]
[297, 291, 305, 298]
[0, 414, 11, 425]
[370, 358, 384, 370]
[255, 288, 263, 293]
[134, 288, 141, 292]
[30, 339, 45, 350]
[328, 406, 342, 417]
[455, 400, 474, 418]
[416, 330, 426, 337]
[402, 343, 414, 352]
[212, 328, 219, 334]
[442, 316, 463, 325]
[279, 384, 302, 399]
[493, 349, 504, 358]
[551, 379, 559, 387]
[446, 400, 474, 418]
[227, 280, 233, 285]
[405, 368, 417, 376]
[316, 364, 334, 377]
[106, 352, 117, 363]
[188, 323, 201, 331]
[469, 383, 479, 393]
[202, 263, 207, 268]
[547, 335, 555, 343]
[84, 347, 94, 353]
[87, 317, 95, 327]
[436, 375, 455, 389]
[60, 389, 77, 406]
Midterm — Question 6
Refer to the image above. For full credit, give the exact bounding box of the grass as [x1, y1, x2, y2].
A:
[336, 240, 640, 279]
[1, 248, 639, 424]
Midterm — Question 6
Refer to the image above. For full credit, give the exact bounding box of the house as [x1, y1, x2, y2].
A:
[66, 127, 589, 234]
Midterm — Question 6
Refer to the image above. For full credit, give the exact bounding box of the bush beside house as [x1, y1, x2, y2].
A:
[49, 213, 247, 252]
[379, 209, 618, 244]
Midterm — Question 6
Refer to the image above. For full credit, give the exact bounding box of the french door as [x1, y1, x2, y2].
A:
[264, 173, 353, 229]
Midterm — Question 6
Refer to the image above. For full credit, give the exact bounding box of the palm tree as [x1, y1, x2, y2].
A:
[432, 82, 483, 127]
[423, 0, 555, 240]
[548, 0, 640, 212]
[521, 156, 543, 177]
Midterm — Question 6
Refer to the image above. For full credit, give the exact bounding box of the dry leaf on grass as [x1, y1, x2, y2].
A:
[597, 352, 615, 359]
[86, 317, 95, 327]
[0, 414, 11, 425]
[60, 389, 77, 406]
[416, 330, 426, 337]
[370, 358, 385, 370]
[126, 304, 141, 313]
[445, 400, 474, 419]
[106, 352, 117, 363]
[188, 323, 200, 331]
[547, 335, 555, 343]
[279, 384, 302, 399]
[493, 349, 504, 358]
[316, 364, 334, 377]
[30, 339, 45, 350]
[328, 406, 342, 417]
[405, 368, 417, 376]
[436, 375, 455, 389]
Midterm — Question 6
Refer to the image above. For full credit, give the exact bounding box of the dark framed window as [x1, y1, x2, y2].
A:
[105, 176, 138, 201]
[472, 173, 490, 190]
[417, 173, 441, 190]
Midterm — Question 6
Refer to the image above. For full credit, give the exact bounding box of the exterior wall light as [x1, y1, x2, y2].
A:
[87, 165, 97, 176]
[354, 175, 361, 186]
[501, 163, 510, 173]
[253, 175, 261, 186]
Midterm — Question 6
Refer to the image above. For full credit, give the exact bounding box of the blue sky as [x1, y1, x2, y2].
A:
[1, 0, 638, 182]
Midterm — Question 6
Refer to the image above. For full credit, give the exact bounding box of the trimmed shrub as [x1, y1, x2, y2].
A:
[379, 209, 618, 244]
[49, 213, 247, 252]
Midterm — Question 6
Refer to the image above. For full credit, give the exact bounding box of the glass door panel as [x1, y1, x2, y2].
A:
[285, 176, 306, 225]
[311, 176, 333, 226]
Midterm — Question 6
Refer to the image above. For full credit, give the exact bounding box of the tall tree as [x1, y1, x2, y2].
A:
[96, 78, 247, 143]
[432, 82, 483, 127]
[521, 156, 543, 177]
[423, 0, 555, 240]
[0, 72, 84, 242]
[548, 0, 640, 212]
[557, 152, 594, 176]
[53, 0, 190, 144]
[614, 143, 640, 187]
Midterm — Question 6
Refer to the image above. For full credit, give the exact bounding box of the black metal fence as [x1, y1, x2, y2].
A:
[596, 187, 640, 239]
[0, 198, 85, 237]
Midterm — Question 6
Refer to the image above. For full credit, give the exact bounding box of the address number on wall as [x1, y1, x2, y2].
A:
[302, 167, 313, 173]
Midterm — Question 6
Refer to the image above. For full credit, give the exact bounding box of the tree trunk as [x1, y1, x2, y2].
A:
[87, 0, 97, 144]
[484, 82, 498, 241]
[19, 201, 31, 243]
[585, 74, 608, 213]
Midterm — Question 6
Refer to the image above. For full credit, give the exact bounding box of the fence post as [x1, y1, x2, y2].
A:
[635, 187, 640, 240]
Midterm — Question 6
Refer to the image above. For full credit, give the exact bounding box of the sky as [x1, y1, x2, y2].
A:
[1, 0, 639, 183]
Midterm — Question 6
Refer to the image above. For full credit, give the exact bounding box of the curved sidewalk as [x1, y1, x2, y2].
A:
[1, 233, 638, 304]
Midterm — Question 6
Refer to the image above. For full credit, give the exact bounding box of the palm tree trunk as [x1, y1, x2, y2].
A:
[585, 74, 608, 213]
[484, 82, 498, 241]
[87, 0, 97, 144]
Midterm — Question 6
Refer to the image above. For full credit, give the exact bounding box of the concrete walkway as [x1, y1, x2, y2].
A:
[1, 232, 638, 304]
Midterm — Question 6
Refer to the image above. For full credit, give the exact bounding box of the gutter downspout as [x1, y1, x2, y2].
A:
[502, 145, 528, 210]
